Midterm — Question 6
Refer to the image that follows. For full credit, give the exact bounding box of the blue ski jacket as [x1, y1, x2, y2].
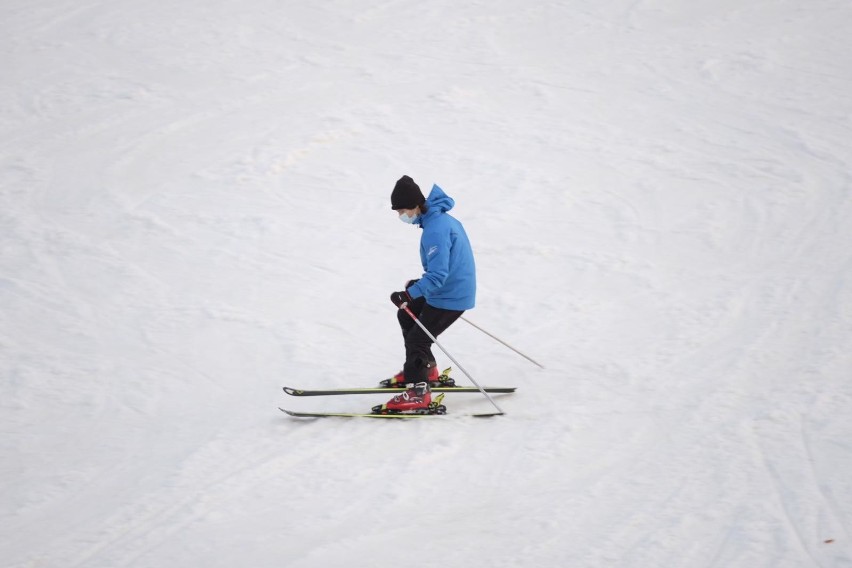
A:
[406, 185, 476, 311]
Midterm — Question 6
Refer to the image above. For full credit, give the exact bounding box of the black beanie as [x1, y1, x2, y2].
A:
[390, 175, 425, 210]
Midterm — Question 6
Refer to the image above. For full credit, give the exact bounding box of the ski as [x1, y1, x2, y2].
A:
[283, 385, 516, 397]
[279, 407, 503, 419]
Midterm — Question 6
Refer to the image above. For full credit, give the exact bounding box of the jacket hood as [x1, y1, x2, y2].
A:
[424, 184, 454, 217]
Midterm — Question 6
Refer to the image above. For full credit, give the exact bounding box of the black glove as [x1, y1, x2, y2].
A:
[404, 278, 420, 289]
[390, 290, 412, 308]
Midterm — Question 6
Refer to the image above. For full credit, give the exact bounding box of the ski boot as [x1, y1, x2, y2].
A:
[371, 383, 447, 415]
[380, 366, 456, 389]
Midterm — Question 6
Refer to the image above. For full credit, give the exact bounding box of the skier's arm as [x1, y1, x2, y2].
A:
[407, 232, 452, 300]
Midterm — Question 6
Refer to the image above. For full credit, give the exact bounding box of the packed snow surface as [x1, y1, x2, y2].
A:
[2, 0, 852, 566]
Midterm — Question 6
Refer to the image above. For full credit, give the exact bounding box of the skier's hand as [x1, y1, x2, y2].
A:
[404, 278, 420, 289]
[390, 290, 412, 308]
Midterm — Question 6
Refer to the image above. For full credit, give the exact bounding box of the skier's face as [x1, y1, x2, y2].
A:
[395, 207, 420, 225]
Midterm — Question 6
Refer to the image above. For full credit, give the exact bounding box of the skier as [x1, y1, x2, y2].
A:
[381, 175, 477, 413]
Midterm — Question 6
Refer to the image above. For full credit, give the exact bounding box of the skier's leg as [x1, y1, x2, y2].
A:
[402, 304, 464, 382]
[397, 296, 426, 336]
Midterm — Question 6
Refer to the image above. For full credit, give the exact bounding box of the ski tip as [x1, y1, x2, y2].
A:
[279, 407, 327, 417]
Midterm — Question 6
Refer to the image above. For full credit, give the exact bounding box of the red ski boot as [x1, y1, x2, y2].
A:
[372, 382, 446, 415]
[380, 365, 455, 388]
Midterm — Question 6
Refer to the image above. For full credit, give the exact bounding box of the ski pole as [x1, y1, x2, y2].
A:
[400, 303, 505, 415]
[460, 316, 545, 369]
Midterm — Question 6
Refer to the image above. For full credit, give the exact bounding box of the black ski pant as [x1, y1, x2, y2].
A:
[397, 296, 464, 383]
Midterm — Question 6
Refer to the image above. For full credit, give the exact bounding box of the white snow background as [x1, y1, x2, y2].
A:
[2, 0, 852, 566]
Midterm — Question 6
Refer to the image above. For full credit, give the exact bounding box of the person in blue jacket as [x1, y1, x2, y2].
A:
[380, 175, 476, 413]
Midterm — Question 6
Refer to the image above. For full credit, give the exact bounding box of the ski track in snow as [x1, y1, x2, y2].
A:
[2, 0, 852, 566]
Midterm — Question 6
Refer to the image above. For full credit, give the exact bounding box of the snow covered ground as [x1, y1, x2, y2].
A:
[2, 0, 852, 566]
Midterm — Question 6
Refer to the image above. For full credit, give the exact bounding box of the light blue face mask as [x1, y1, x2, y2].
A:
[399, 212, 419, 225]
